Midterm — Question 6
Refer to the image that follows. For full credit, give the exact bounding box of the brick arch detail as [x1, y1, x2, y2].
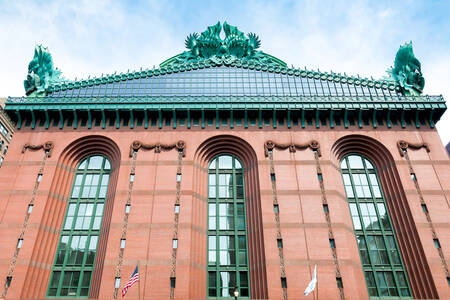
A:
[331, 134, 438, 299]
[193, 135, 268, 300]
[20, 135, 121, 299]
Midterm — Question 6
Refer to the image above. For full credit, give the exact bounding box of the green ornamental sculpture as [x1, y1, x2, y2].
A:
[160, 21, 286, 68]
[24, 45, 65, 96]
[386, 41, 425, 95]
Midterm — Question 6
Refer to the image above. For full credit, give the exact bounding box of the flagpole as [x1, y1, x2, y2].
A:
[316, 268, 318, 300]
[138, 261, 141, 300]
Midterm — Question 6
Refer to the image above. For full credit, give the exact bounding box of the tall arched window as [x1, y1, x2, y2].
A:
[47, 155, 111, 297]
[340, 155, 412, 298]
[207, 155, 249, 298]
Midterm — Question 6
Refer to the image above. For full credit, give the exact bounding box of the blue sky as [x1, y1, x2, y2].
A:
[1, 0, 449, 144]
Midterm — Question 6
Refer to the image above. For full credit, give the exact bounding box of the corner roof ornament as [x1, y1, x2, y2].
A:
[160, 21, 286, 68]
[24, 45, 66, 97]
[386, 41, 425, 95]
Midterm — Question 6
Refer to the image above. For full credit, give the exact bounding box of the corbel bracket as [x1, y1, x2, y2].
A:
[397, 140, 430, 157]
[22, 141, 54, 157]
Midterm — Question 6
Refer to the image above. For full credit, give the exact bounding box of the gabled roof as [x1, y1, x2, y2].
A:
[46, 58, 399, 98]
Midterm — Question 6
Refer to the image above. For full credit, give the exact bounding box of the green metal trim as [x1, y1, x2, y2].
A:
[201, 109, 205, 129]
[15, 110, 22, 129]
[287, 109, 291, 129]
[387, 109, 392, 128]
[158, 109, 162, 129]
[429, 109, 434, 128]
[301, 109, 305, 128]
[59, 110, 64, 129]
[31, 110, 36, 129]
[244, 109, 248, 128]
[258, 109, 262, 129]
[358, 110, 363, 128]
[45, 110, 50, 129]
[414, 110, 420, 129]
[230, 110, 234, 129]
[401, 110, 406, 128]
[144, 109, 148, 129]
[315, 109, 320, 128]
[330, 110, 334, 129]
[87, 110, 92, 129]
[73, 110, 78, 129]
[344, 109, 348, 128]
[130, 110, 134, 129]
[372, 110, 377, 129]
[215, 110, 219, 129]
[173, 110, 177, 129]
[187, 109, 191, 129]
[115, 110, 119, 129]
[272, 110, 277, 129]
[101, 110, 106, 129]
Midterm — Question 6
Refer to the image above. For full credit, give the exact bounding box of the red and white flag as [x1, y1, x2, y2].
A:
[122, 265, 139, 297]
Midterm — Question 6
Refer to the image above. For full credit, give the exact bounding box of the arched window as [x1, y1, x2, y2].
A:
[47, 155, 111, 297]
[207, 155, 249, 298]
[340, 155, 411, 298]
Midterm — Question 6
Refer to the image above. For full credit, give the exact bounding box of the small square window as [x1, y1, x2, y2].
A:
[130, 174, 135, 182]
[115, 277, 121, 289]
[447, 276, 450, 287]
[329, 238, 336, 248]
[170, 277, 176, 288]
[434, 239, 441, 249]
[174, 205, 180, 214]
[281, 277, 287, 288]
[27, 204, 33, 214]
[277, 239, 283, 248]
[120, 239, 126, 249]
[323, 204, 329, 213]
[5, 276, 12, 288]
[336, 277, 343, 288]
[421, 204, 428, 213]
[17, 239, 23, 249]
[176, 174, 182, 182]
[317, 173, 323, 182]
[125, 204, 131, 214]
[173, 239, 178, 249]
[410, 173, 417, 181]
[37, 174, 43, 182]
[270, 173, 276, 181]
[273, 204, 279, 213]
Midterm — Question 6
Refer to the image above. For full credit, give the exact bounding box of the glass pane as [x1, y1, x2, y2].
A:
[235, 159, 242, 169]
[104, 159, 111, 170]
[218, 156, 233, 169]
[364, 159, 374, 169]
[209, 158, 216, 170]
[348, 155, 364, 169]
[88, 156, 103, 170]
[340, 159, 347, 169]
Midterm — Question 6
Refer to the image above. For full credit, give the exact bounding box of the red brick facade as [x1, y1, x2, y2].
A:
[0, 124, 449, 299]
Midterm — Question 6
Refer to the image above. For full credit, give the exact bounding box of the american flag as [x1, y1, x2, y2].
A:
[122, 265, 139, 297]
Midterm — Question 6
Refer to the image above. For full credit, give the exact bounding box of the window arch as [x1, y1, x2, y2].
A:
[340, 154, 412, 298]
[207, 154, 249, 298]
[47, 155, 111, 297]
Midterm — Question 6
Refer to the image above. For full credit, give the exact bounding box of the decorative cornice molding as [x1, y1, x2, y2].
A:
[264, 140, 321, 157]
[22, 141, 54, 157]
[129, 140, 186, 157]
[397, 140, 430, 157]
